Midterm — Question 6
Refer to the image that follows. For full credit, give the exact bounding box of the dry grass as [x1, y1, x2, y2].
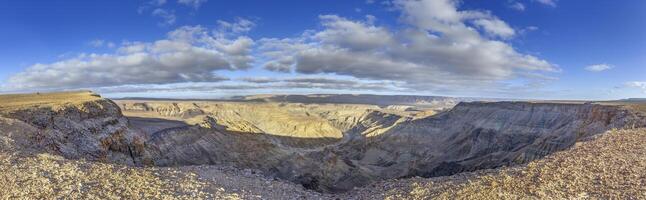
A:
[0, 91, 101, 110]
[355, 129, 646, 199]
[0, 153, 242, 200]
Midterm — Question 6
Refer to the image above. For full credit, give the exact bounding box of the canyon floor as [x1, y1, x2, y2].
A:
[0, 92, 645, 199]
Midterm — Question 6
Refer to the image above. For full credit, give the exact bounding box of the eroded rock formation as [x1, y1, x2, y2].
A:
[0, 92, 147, 165]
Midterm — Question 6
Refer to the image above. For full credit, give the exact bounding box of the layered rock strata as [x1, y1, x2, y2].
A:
[120, 100, 646, 192]
[0, 93, 147, 165]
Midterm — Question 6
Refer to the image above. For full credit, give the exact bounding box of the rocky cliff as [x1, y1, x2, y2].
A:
[313, 102, 646, 191]
[0, 92, 147, 165]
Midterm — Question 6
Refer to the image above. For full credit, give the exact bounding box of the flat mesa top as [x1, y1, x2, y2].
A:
[0, 91, 101, 109]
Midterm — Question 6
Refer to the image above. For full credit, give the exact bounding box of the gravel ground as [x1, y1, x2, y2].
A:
[0, 152, 333, 200]
[178, 165, 335, 199]
[0, 153, 226, 199]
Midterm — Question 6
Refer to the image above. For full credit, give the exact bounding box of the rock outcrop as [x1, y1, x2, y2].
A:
[0, 92, 147, 165]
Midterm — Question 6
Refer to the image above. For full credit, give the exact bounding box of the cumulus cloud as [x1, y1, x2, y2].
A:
[5, 24, 254, 91]
[5, 0, 559, 96]
[259, 0, 556, 93]
[585, 64, 613, 72]
[177, 0, 208, 9]
[315, 15, 393, 50]
[473, 18, 516, 38]
[217, 18, 256, 35]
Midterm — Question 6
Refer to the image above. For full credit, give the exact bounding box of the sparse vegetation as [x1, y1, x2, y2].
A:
[0, 153, 240, 199]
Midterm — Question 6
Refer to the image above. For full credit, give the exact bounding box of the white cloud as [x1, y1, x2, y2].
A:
[177, 0, 208, 9]
[89, 40, 116, 48]
[534, 0, 557, 7]
[259, 0, 556, 94]
[518, 26, 539, 35]
[4, 0, 559, 97]
[624, 82, 646, 93]
[5, 25, 254, 91]
[152, 8, 177, 25]
[625, 82, 646, 88]
[315, 15, 393, 50]
[473, 18, 516, 38]
[585, 64, 613, 72]
[217, 18, 256, 35]
[509, 2, 525, 11]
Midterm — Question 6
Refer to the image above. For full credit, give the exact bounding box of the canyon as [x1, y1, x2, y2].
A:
[1, 91, 645, 199]
[117, 98, 646, 192]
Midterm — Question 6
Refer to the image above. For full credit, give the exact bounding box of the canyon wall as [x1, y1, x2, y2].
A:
[313, 102, 646, 191]
[121, 100, 646, 192]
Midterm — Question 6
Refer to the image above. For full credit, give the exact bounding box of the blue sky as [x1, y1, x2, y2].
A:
[0, 0, 644, 100]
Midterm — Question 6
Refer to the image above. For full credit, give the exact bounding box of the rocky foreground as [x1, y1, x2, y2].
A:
[0, 91, 645, 199]
[1, 129, 644, 199]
